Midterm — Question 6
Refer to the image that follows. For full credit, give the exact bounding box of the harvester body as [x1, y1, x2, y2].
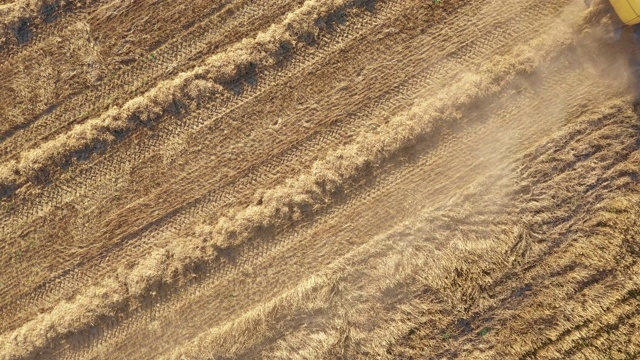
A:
[609, 0, 640, 25]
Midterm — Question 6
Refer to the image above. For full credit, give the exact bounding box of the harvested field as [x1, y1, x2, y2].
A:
[1, 0, 640, 358]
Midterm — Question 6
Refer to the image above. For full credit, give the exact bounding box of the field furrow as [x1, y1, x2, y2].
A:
[2, 0, 640, 358]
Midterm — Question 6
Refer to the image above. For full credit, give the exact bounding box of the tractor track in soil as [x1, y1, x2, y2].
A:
[2, 0, 640, 358]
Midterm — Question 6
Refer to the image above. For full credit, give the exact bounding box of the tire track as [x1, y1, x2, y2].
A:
[0, 0, 376, 193]
[3, 0, 633, 358]
[0, 0, 568, 334]
[0, 0, 568, 232]
[115, 42, 633, 360]
[110, 48, 624, 357]
[0, 0, 574, 194]
[0, 0, 580, 340]
[0, 0, 568, 272]
[0, 0, 430, 334]
[0, 0, 416, 334]
[1, 7, 600, 354]
[0, 0, 300, 162]
[0, 0, 436, 306]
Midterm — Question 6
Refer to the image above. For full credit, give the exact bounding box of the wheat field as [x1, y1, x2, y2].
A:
[1, 0, 640, 358]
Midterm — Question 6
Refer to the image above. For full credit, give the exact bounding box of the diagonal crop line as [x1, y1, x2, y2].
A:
[0, 0, 366, 196]
[0, 10, 582, 357]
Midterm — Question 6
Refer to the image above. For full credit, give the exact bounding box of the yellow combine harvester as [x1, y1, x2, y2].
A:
[609, 0, 640, 25]
[603, 0, 640, 104]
